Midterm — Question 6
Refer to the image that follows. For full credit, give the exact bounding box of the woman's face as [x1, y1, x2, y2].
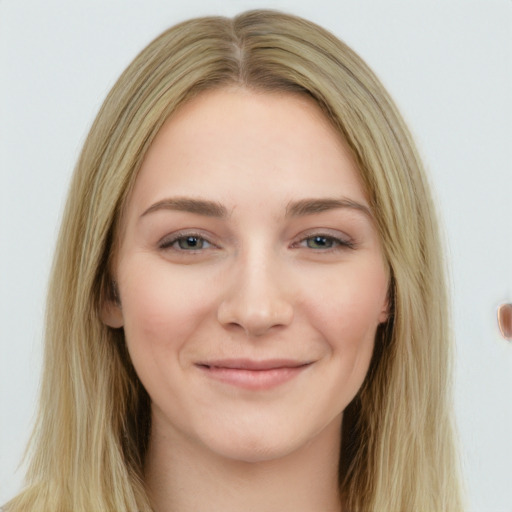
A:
[104, 88, 389, 463]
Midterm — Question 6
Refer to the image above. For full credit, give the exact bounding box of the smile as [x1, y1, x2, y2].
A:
[195, 359, 312, 391]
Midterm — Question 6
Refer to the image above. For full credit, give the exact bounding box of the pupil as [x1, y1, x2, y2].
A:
[309, 236, 331, 248]
[178, 236, 202, 249]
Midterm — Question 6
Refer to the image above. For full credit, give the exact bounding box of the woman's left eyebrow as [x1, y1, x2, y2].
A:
[285, 198, 373, 219]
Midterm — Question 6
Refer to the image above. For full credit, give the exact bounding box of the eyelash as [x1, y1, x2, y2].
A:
[158, 232, 215, 251]
[293, 233, 356, 251]
[158, 231, 356, 253]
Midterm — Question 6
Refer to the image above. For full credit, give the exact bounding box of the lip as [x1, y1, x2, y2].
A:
[195, 359, 312, 390]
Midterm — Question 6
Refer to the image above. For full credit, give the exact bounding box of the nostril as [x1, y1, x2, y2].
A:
[217, 299, 293, 337]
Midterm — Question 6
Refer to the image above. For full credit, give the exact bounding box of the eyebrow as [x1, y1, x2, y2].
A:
[285, 198, 373, 219]
[140, 196, 372, 220]
[141, 197, 228, 218]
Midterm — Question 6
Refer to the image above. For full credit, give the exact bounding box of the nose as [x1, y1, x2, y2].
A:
[217, 253, 294, 337]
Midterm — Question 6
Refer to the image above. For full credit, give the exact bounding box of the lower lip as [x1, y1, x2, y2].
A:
[197, 365, 309, 391]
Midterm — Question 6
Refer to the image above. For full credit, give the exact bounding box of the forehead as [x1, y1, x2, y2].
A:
[129, 87, 367, 215]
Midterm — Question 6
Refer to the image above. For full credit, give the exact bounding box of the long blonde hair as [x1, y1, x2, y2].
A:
[7, 10, 463, 511]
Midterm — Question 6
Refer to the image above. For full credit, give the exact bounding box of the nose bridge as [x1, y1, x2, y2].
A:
[217, 241, 294, 336]
[241, 245, 282, 303]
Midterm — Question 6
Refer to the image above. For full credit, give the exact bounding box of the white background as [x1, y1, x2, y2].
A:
[1, 1, 511, 510]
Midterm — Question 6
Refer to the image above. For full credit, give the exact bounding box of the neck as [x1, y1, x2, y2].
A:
[144, 415, 343, 512]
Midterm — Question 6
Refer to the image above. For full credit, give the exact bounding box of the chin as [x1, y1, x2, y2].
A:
[191, 412, 340, 465]
[203, 432, 304, 464]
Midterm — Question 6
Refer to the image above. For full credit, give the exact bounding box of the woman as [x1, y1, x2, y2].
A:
[5, 9, 463, 512]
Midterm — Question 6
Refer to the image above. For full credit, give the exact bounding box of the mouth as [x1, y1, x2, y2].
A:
[195, 359, 312, 391]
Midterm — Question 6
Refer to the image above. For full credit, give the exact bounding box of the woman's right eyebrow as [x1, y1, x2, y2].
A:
[140, 197, 229, 218]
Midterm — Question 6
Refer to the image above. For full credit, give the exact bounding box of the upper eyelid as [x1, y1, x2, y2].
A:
[294, 228, 353, 242]
[158, 231, 216, 249]
[292, 230, 357, 250]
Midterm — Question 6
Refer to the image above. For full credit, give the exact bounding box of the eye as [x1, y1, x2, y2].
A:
[305, 235, 337, 249]
[296, 233, 356, 251]
[176, 235, 210, 250]
[159, 233, 213, 251]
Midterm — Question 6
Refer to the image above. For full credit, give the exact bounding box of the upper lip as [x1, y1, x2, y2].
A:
[196, 359, 311, 370]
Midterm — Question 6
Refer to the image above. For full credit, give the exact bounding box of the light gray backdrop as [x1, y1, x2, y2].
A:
[1, 1, 511, 510]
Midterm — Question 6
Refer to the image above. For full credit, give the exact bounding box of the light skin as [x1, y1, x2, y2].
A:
[103, 87, 389, 512]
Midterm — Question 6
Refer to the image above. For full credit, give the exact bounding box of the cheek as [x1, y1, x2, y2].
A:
[118, 258, 215, 365]
[301, 260, 388, 385]
[309, 263, 388, 341]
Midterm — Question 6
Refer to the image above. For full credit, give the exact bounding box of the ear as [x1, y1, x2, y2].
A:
[378, 293, 391, 324]
[100, 280, 124, 328]
[101, 300, 124, 328]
